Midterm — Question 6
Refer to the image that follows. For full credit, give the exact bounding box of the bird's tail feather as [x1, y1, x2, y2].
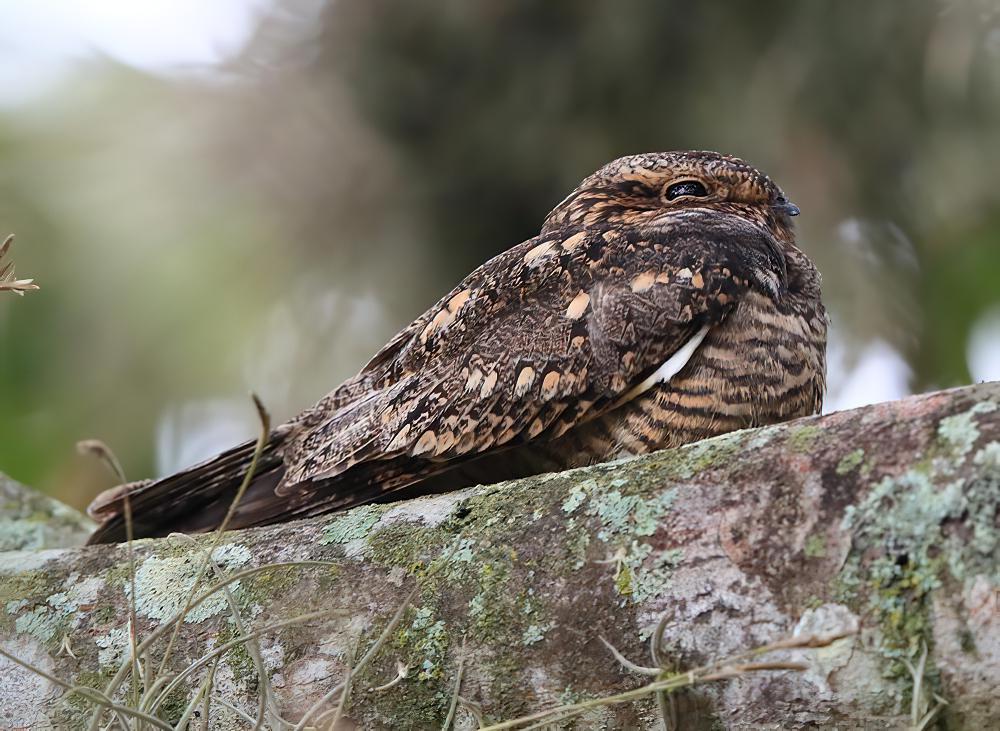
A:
[86, 433, 287, 544]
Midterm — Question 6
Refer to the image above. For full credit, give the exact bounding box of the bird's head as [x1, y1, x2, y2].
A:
[542, 150, 799, 243]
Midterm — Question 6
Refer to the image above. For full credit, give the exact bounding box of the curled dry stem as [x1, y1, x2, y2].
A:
[0, 234, 39, 295]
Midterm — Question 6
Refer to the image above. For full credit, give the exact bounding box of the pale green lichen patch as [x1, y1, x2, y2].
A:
[5, 599, 27, 614]
[522, 622, 553, 645]
[14, 606, 63, 642]
[587, 486, 676, 541]
[561, 481, 590, 514]
[836, 448, 865, 476]
[126, 543, 251, 623]
[937, 400, 996, 458]
[747, 423, 783, 450]
[838, 398, 1000, 676]
[655, 430, 744, 480]
[319, 504, 384, 547]
[406, 606, 450, 681]
[973, 441, 1000, 470]
[787, 424, 823, 454]
[95, 625, 129, 667]
[804, 534, 827, 559]
[8, 575, 102, 644]
[563, 479, 681, 603]
[0, 473, 94, 551]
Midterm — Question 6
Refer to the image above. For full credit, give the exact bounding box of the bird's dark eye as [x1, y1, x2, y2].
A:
[665, 180, 708, 200]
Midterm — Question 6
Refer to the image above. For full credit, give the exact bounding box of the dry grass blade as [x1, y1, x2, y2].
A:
[151, 607, 343, 712]
[210, 694, 257, 726]
[441, 635, 467, 731]
[0, 234, 39, 295]
[0, 645, 172, 731]
[166, 533, 287, 729]
[597, 635, 659, 676]
[173, 656, 219, 731]
[123, 495, 142, 713]
[95, 557, 340, 715]
[317, 646, 355, 731]
[90, 394, 274, 731]
[291, 586, 419, 731]
[77, 439, 129, 484]
[149, 395, 271, 686]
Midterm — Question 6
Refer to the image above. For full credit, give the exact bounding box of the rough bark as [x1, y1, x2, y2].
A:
[0, 382, 997, 730]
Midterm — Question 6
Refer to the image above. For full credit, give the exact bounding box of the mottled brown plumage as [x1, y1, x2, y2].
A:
[87, 150, 826, 543]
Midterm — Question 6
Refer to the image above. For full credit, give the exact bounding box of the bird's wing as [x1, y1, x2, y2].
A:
[87, 210, 788, 542]
[278, 210, 787, 498]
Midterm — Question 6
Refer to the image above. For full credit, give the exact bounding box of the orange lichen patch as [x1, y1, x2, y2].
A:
[524, 240, 554, 264]
[561, 231, 587, 251]
[413, 429, 438, 456]
[447, 289, 472, 312]
[515, 366, 536, 397]
[566, 290, 590, 320]
[630, 271, 656, 293]
[480, 370, 498, 398]
[541, 371, 561, 400]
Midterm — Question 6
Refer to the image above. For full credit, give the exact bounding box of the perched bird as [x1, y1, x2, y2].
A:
[87, 151, 827, 543]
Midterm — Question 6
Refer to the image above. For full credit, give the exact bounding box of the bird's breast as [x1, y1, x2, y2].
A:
[551, 290, 827, 466]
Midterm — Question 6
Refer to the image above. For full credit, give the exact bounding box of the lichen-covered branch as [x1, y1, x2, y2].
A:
[0, 382, 997, 729]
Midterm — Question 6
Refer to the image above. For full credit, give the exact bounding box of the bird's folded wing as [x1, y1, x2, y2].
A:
[277, 211, 787, 498]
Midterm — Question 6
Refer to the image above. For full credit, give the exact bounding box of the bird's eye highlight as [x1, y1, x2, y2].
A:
[665, 180, 708, 200]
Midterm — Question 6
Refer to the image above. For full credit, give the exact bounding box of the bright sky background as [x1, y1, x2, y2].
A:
[0, 0, 270, 104]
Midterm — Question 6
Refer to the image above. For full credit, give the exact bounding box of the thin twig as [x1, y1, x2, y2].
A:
[95, 558, 340, 721]
[173, 656, 217, 731]
[200, 657, 220, 731]
[210, 694, 257, 725]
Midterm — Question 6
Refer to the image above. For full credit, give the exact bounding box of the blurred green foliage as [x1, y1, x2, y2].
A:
[1, 0, 998, 508]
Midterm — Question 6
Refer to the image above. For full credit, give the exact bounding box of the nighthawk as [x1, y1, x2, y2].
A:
[88, 150, 827, 543]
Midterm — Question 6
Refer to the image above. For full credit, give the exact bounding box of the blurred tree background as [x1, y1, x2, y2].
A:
[1, 0, 998, 509]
